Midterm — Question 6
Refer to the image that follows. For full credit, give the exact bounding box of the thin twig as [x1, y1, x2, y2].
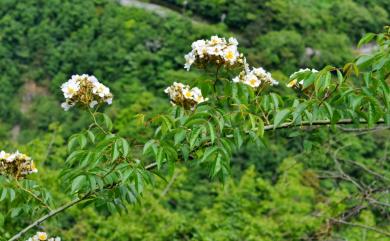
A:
[342, 159, 390, 182]
[330, 218, 390, 237]
[14, 180, 52, 211]
[160, 171, 179, 197]
[88, 108, 107, 134]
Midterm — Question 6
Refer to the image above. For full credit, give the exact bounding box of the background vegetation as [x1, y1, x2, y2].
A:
[0, 0, 389, 240]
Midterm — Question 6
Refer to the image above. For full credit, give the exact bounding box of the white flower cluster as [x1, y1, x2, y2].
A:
[287, 68, 318, 88]
[0, 150, 37, 179]
[164, 82, 208, 110]
[25, 232, 61, 241]
[184, 36, 244, 71]
[233, 67, 278, 88]
[61, 74, 113, 111]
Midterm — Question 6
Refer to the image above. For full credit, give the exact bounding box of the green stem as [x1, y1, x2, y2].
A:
[88, 108, 108, 134]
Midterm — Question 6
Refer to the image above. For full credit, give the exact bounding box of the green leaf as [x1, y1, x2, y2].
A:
[200, 146, 218, 163]
[68, 135, 79, 152]
[302, 73, 316, 89]
[89, 175, 97, 191]
[0, 213, 4, 228]
[174, 129, 186, 146]
[160, 115, 173, 131]
[71, 175, 86, 193]
[358, 33, 375, 48]
[233, 128, 243, 148]
[213, 154, 222, 177]
[273, 109, 291, 129]
[270, 93, 280, 110]
[9, 188, 15, 202]
[257, 118, 265, 137]
[156, 147, 164, 170]
[119, 138, 130, 158]
[336, 69, 344, 85]
[324, 102, 333, 120]
[181, 145, 190, 161]
[87, 130, 95, 144]
[78, 134, 87, 149]
[10, 208, 21, 218]
[103, 114, 113, 131]
[208, 122, 216, 144]
[189, 127, 202, 150]
[356, 55, 374, 69]
[143, 140, 155, 155]
[112, 140, 120, 161]
[0, 188, 7, 201]
[135, 171, 144, 193]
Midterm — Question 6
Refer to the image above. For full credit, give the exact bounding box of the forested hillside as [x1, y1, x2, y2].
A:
[0, 0, 389, 240]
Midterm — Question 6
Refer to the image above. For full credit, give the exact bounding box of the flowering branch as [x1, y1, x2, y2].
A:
[6, 32, 390, 240]
[8, 117, 387, 240]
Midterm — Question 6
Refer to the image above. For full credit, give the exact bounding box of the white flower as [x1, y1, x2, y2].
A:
[61, 74, 113, 111]
[106, 98, 113, 105]
[61, 102, 73, 111]
[184, 52, 196, 71]
[61, 79, 80, 99]
[37, 232, 47, 241]
[206, 45, 223, 56]
[271, 79, 279, 85]
[165, 82, 207, 109]
[164, 86, 171, 94]
[243, 57, 250, 73]
[252, 67, 266, 76]
[223, 46, 238, 64]
[289, 68, 318, 79]
[89, 100, 98, 108]
[233, 66, 276, 88]
[0, 150, 7, 159]
[191, 87, 202, 97]
[184, 36, 243, 70]
[48, 238, 61, 241]
[88, 75, 99, 84]
[228, 37, 238, 46]
[183, 89, 193, 99]
[244, 74, 261, 88]
[92, 82, 110, 98]
[6, 153, 16, 163]
[192, 40, 206, 56]
[232, 76, 240, 83]
[210, 35, 224, 45]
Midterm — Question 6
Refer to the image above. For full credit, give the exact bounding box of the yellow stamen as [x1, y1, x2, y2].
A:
[226, 51, 234, 60]
[250, 79, 257, 86]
